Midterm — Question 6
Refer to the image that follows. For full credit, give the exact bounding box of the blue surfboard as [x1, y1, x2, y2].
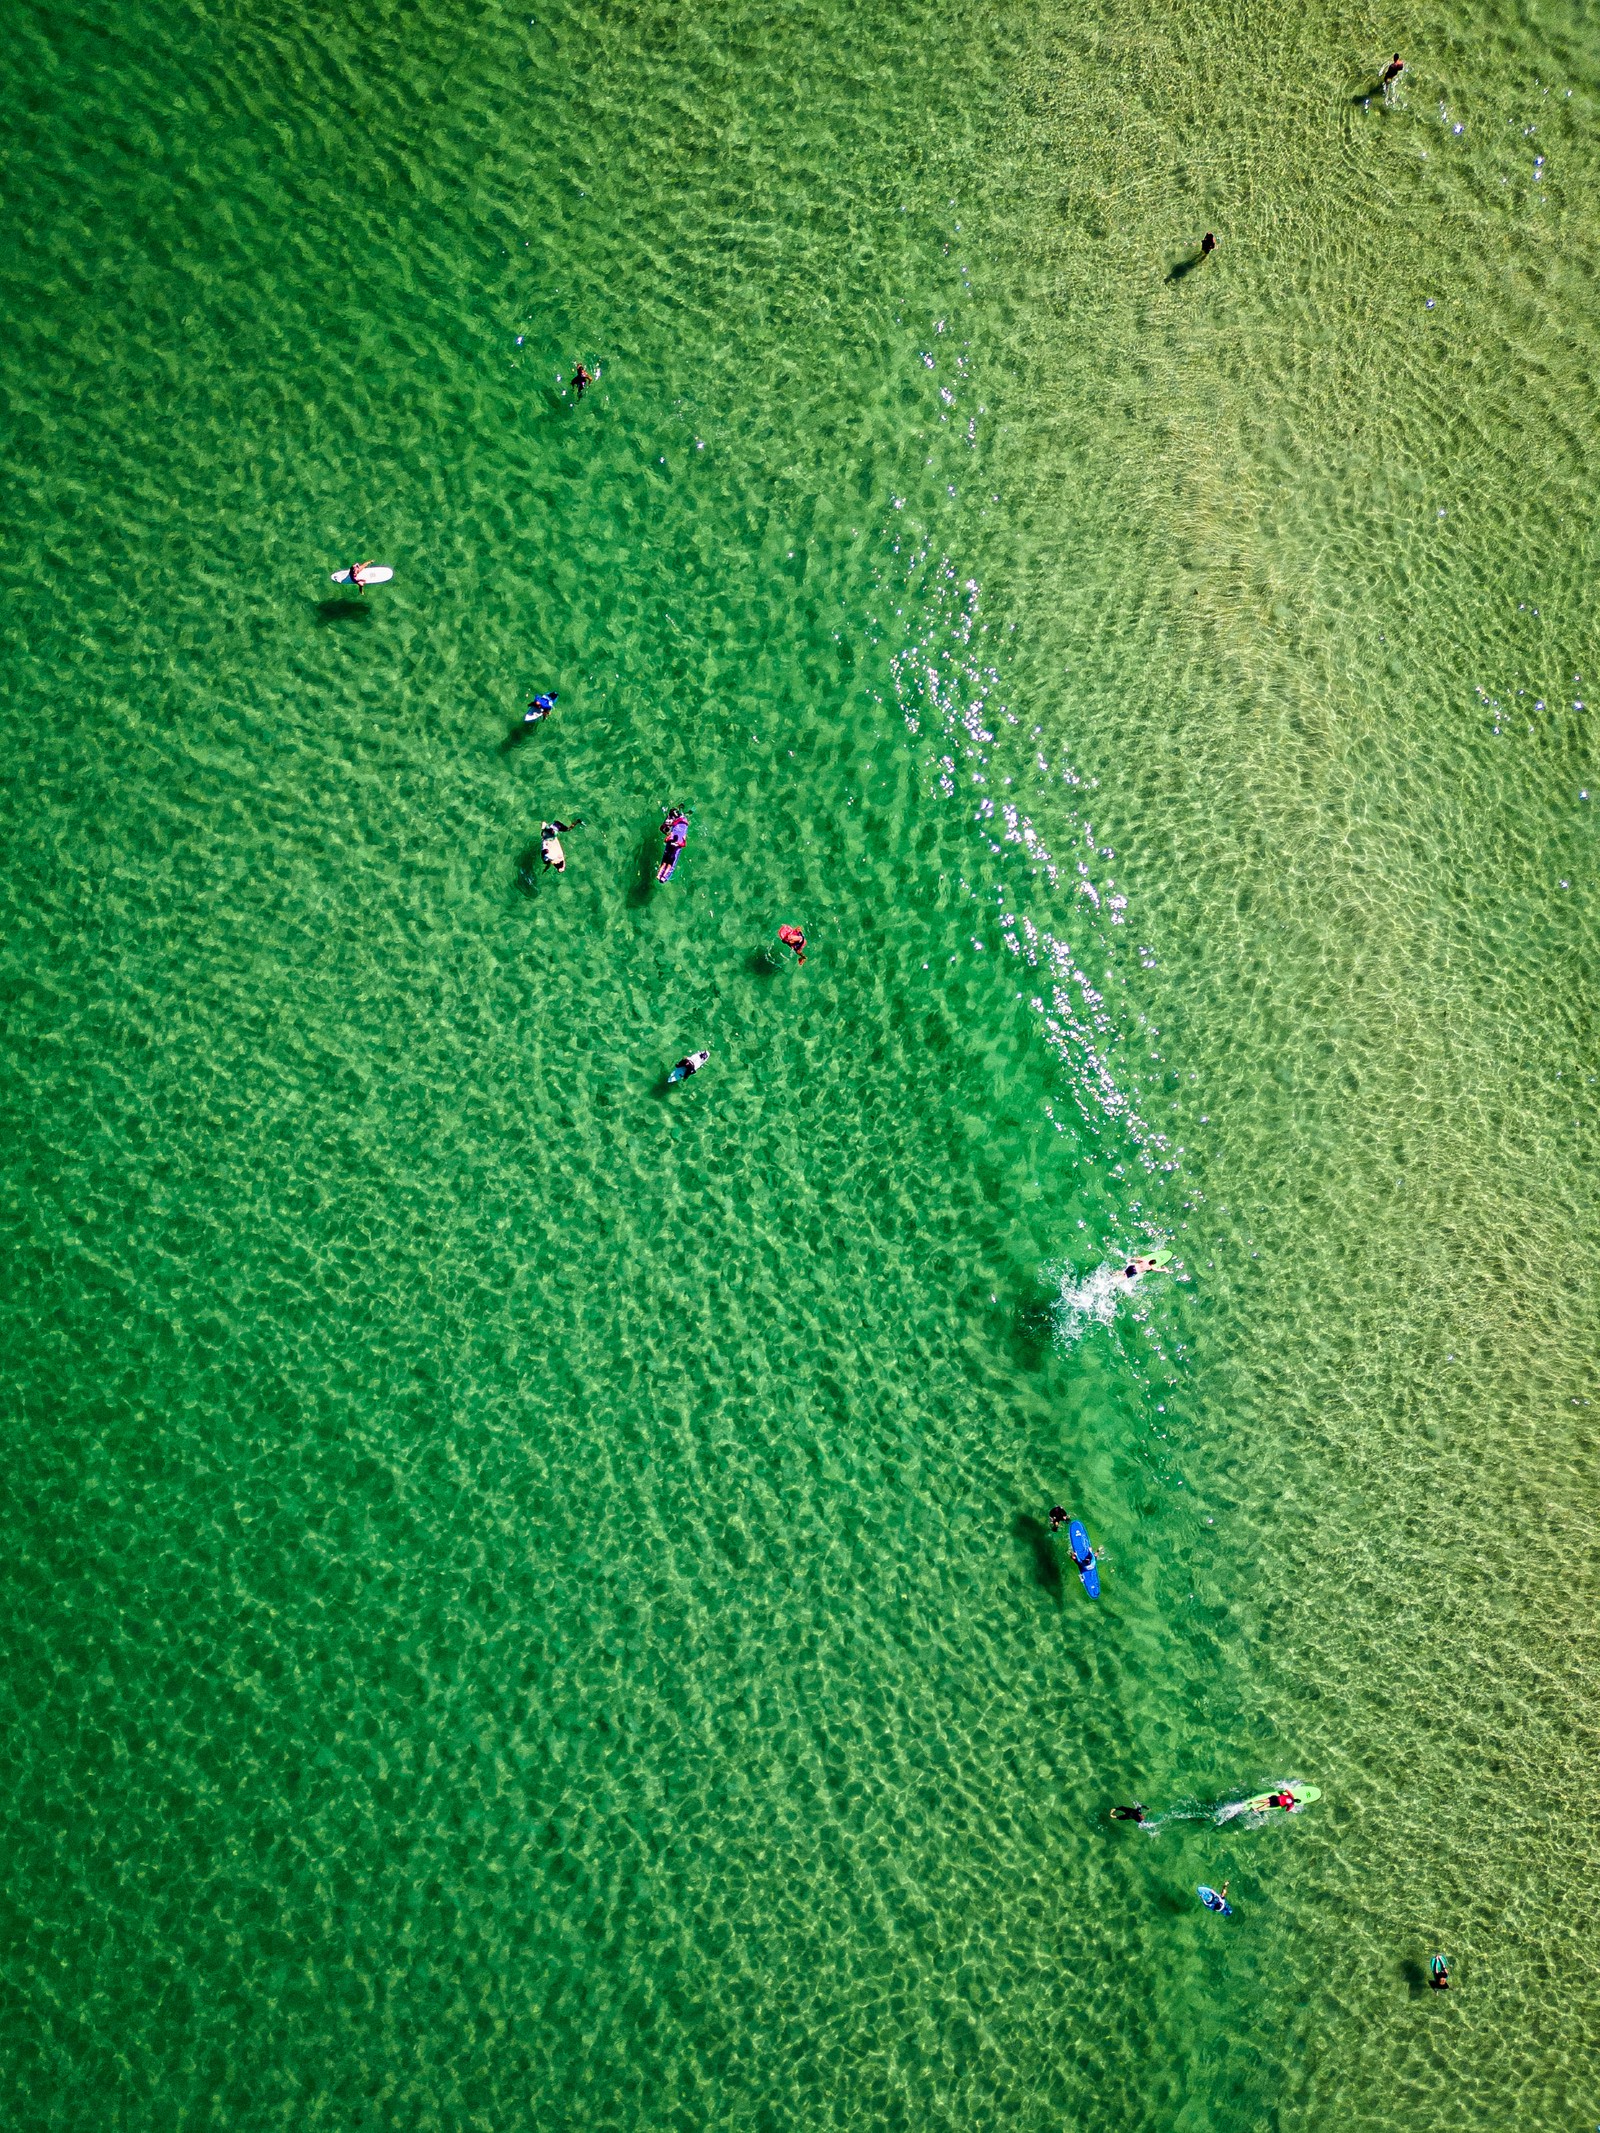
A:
[1198, 1885, 1232, 1915]
[1067, 1520, 1100, 1598]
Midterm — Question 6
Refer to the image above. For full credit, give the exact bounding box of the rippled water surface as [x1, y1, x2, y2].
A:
[3, 0, 1598, 2126]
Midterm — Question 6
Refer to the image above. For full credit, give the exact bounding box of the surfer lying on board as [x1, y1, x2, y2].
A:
[1265, 1790, 1298, 1813]
[1429, 1956, 1450, 1990]
[1110, 1804, 1147, 1824]
[540, 819, 583, 872]
[1122, 1254, 1168, 1282]
[658, 809, 690, 881]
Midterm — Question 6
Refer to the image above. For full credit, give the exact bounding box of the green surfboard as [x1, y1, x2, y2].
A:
[1245, 1783, 1321, 1813]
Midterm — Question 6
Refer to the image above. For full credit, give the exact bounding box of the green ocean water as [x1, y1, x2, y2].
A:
[3, 0, 1599, 2124]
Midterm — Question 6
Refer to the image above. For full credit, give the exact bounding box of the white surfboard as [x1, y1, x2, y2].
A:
[329, 565, 394, 585]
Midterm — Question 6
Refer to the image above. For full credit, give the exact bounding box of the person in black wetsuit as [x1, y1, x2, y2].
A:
[1381, 52, 1405, 87]
[1110, 1805, 1147, 1824]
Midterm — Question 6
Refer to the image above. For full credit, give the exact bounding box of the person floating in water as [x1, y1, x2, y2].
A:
[506, 692, 558, 749]
[571, 361, 594, 398]
[1200, 232, 1217, 257]
[668, 1049, 710, 1083]
[1048, 1506, 1069, 1533]
[1110, 1804, 1147, 1824]
[778, 923, 807, 965]
[1429, 1955, 1450, 1990]
[540, 818, 582, 872]
[1381, 51, 1404, 87]
[658, 808, 690, 881]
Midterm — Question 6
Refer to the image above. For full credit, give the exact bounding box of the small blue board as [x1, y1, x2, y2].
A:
[1198, 1885, 1232, 1916]
[1067, 1520, 1099, 1599]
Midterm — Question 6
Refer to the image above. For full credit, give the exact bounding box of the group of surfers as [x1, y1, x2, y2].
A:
[518, 694, 805, 1083]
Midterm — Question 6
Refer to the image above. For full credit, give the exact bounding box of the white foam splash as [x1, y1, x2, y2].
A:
[1042, 1257, 1139, 1343]
[877, 521, 1173, 1172]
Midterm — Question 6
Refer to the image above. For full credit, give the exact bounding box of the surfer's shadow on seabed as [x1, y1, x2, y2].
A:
[314, 597, 372, 625]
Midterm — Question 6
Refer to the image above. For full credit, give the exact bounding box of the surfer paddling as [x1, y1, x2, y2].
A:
[1122, 1253, 1169, 1282]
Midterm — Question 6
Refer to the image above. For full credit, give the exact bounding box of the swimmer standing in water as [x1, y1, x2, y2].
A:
[1381, 51, 1405, 87]
[571, 361, 595, 398]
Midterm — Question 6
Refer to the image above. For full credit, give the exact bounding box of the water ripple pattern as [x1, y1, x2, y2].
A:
[2, 0, 1598, 2129]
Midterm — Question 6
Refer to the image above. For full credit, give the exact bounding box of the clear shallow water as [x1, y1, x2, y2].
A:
[2, 0, 1597, 2127]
